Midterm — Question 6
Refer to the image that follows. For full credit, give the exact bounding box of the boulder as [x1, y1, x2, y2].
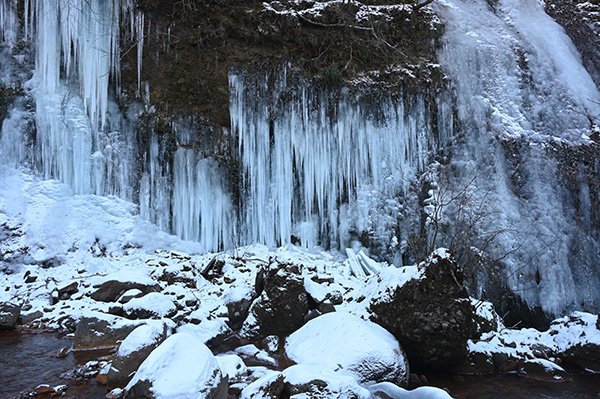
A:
[285, 312, 408, 385]
[107, 323, 169, 388]
[124, 333, 228, 399]
[73, 315, 140, 351]
[239, 371, 284, 399]
[282, 364, 371, 398]
[369, 249, 478, 372]
[241, 262, 308, 337]
[123, 293, 176, 320]
[0, 302, 21, 329]
[518, 359, 570, 382]
[91, 280, 161, 303]
[552, 312, 600, 372]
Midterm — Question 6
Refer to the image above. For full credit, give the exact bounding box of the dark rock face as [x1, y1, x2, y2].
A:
[73, 316, 139, 351]
[243, 262, 308, 337]
[369, 250, 478, 372]
[90, 281, 161, 303]
[0, 302, 21, 329]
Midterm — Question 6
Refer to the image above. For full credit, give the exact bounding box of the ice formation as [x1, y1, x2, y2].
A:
[435, 0, 600, 314]
[231, 72, 453, 250]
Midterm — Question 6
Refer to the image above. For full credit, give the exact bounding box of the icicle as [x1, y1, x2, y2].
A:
[0, 0, 18, 47]
[231, 71, 453, 250]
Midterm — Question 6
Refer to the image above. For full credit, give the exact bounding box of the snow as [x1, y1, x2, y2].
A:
[282, 364, 371, 399]
[367, 382, 454, 399]
[125, 333, 223, 399]
[176, 319, 231, 345]
[117, 323, 166, 357]
[285, 312, 407, 384]
[216, 354, 247, 380]
[123, 293, 176, 318]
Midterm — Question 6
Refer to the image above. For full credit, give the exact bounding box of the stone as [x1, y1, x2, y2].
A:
[57, 281, 78, 300]
[91, 281, 161, 303]
[369, 249, 478, 372]
[518, 359, 571, 382]
[0, 302, 20, 329]
[286, 312, 409, 385]
[124, 333, 228, 399]
[123, 293, 177, 320]
[107, 323, 168, 388]
[242, 262, 308, 337]
[73, 315, 139, 351]
[239, 372, 284, 399]
[20, 310, 43, 325]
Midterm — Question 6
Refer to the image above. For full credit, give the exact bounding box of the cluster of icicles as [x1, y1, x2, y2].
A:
[0, 0, 451, 252]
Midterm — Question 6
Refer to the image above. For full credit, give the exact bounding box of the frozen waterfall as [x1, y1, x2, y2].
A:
[231, 72, 453, 250]
[435, 0, 600, 315]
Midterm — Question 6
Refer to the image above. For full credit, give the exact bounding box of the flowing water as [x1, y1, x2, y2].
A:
[0, 331, 106, 399]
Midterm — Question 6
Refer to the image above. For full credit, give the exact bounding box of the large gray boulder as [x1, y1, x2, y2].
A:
[369, 249, 478, 372]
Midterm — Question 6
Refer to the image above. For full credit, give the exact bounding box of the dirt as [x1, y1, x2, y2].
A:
[120, 0, 444, 128]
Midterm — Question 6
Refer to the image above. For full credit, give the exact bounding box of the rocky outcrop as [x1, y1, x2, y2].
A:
[0, 302, 20, 329]
[122, 293, 176, 320]
[241, 262, 308, 337]
[369, 249, 478, 372]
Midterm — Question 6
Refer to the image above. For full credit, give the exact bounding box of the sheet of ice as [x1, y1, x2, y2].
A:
[367, 382, 454, 399]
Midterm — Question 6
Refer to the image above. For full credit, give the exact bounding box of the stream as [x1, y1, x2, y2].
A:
[1, 330, 599, 399]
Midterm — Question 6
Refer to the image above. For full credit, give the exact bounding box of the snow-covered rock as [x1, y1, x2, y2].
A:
[177, 319, 232, 348]
[468, 311, 600, 374]
[125, 333, 227, 399]
[285, 312, 408, 385]
[73, 313, 141, 351]
[239, 371, 284, 399]
[282, 364, 371, 399]
[367, 382, 454, 399]
[0, 302, 20, 329]
[108, 322, 170, 388]
[123, 293, 176, 320]
[242, 262, 308, 337]
[369, 249, 477, 372]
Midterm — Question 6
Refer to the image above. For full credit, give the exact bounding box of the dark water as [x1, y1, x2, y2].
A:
[1, 330, 600, 399]
[0, 330, 107, 399]
[428, 372, 600, 399]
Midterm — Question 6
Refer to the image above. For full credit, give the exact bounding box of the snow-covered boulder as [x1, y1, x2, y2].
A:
[282, 364, 371, 399]
[242, 262, 308, 337]
[369, 249, 477, 372]
[177, 319, 232, 348]
[125, 333, 227, 399]
[548, 312, 600, 372]
[91, 270, 161, 303]
[239, 371, 284, 399]
[285, 312, 408, 385]
[123, 293, 177, 320]
[367, 382, 454, 399]
[108, 322, 170, 388]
